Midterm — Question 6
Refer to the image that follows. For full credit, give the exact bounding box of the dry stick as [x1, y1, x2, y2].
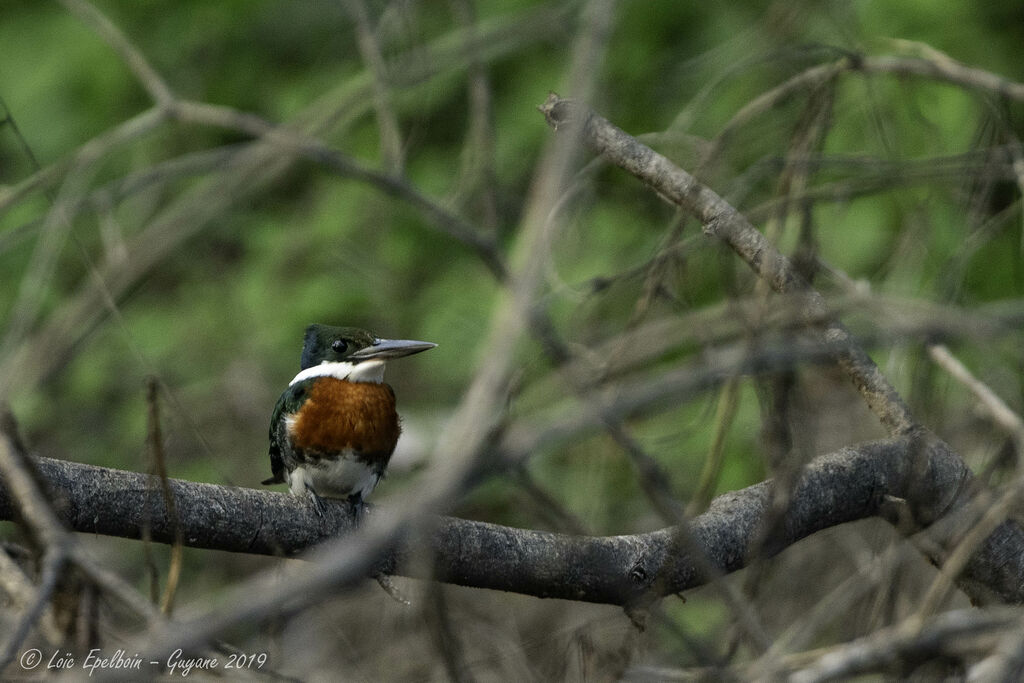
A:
[170, 100, 508, 281]
[57, 0, 175, 106]
[967, 619, 1024, 681]
[449, 0, 500, 231]
[0, 547, 68, 670]
[145, 378, 184, 615]
[534, 96, 1024, 631]
[687, 376, 740, 516]
[343, 0, 405, 175]
[928, 344, 1024, 451]
[781, 606, 1020, 683]
[0, 547, 61, 643]
[734, 85, 836, 646]
[712, 53, 1024, 161]
[539, 94, 917, 438]
[0, 412, 72, 669]
[911, 345, 1024, 618]
[0, 411, 166, 664]
[3, 3, 570, 398]
[863, 54, 1024, 101]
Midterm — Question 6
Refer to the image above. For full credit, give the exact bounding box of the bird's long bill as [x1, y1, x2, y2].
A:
[350, 338, 437, 360]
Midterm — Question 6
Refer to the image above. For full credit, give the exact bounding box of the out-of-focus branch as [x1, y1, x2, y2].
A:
[534, 95, 1024, 615]
[712, 52, 1024, 154]
[1, 2, 572, 399]
[538, 93, 917, 437]
[0, 411, 165, 668]
[777, 606, 1020, 683]
[928, 343, 1024, 451]
[343, 0, 405, 174]
[57, 0, 175, 107]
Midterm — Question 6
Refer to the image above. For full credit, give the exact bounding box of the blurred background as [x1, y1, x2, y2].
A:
[2, 0, 1024, 679]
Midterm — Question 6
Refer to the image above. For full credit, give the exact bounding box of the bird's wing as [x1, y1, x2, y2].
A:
[263, 380, 310, 485]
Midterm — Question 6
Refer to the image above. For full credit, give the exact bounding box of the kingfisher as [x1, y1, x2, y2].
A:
[264, 324, 436, 514]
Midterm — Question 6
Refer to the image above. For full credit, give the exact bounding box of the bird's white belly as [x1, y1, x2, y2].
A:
[287, 449, 381, 501]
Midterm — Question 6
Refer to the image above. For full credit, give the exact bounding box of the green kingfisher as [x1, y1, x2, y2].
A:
[263, 324, 436, 514]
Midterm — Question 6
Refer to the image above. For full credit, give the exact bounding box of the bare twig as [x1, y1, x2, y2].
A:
[0, 108, 168, 391]
[0, 547, 68, 669]
[449, 0, 500, 230]
[687, 376, 741, 516]
[343, 0, 405, 174]
[145, 378, 184, 615]
[710, 51, 1024, 161]
[538, 94, 918, 437]
[0, 409, 166, 661]
[928, 343, 1024, 453]
[0, 410, 67, 547]
[780, 607, 1020, 683]
[1, 2, 571, 400]
[57, 0, 175, 106]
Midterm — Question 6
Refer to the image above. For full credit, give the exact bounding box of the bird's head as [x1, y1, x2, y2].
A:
[300, 324, 436, 370]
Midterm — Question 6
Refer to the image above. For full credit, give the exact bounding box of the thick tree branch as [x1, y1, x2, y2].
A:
[3, 436, 1024, 605]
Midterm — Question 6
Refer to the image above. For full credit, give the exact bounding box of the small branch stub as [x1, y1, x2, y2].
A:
[537, 92, 580, 131]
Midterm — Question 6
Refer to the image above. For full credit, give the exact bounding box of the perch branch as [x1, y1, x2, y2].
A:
[2, 436, 1023, 606]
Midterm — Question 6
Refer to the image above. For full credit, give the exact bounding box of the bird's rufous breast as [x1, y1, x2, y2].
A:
[289, 378, 400, 457]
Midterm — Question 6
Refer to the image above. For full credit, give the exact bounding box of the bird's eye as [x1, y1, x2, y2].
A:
[332, 339, 348, 353]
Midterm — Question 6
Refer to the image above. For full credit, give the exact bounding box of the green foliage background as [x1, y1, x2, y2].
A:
[2, 0, 1024, 675]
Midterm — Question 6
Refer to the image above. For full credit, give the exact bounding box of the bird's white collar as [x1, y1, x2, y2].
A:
[288, 360, 385, 385]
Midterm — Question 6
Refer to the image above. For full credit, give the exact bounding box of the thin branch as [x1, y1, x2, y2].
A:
[0, 2, 570, 400]
[57, 0, 175, 106]
[0, 410, 67, 546]
[687, 376, 741, 516]
[449, 0, 500, 230]
[710, 51, 1024, 160]
[0, 546, 68, 670]
[863, 53, 1024, 101]
[145, 377, 183, 615]
[342, 0, 405, 174]
[539, 93, 917, 437]
[0, 410, 165, 661]
[928, 343, 1024, 452]
[779, 607, 1021, 683]
[0, 108, 168, 386]
[0, 107, 169, 220]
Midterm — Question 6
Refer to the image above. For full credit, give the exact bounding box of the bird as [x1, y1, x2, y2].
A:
[264, 324, 436, 514]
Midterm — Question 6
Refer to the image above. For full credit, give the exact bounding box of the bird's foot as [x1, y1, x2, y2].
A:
[347, 494, 368, 522]
[306, 484, 326, 517]
[374, 573, 411, 606]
